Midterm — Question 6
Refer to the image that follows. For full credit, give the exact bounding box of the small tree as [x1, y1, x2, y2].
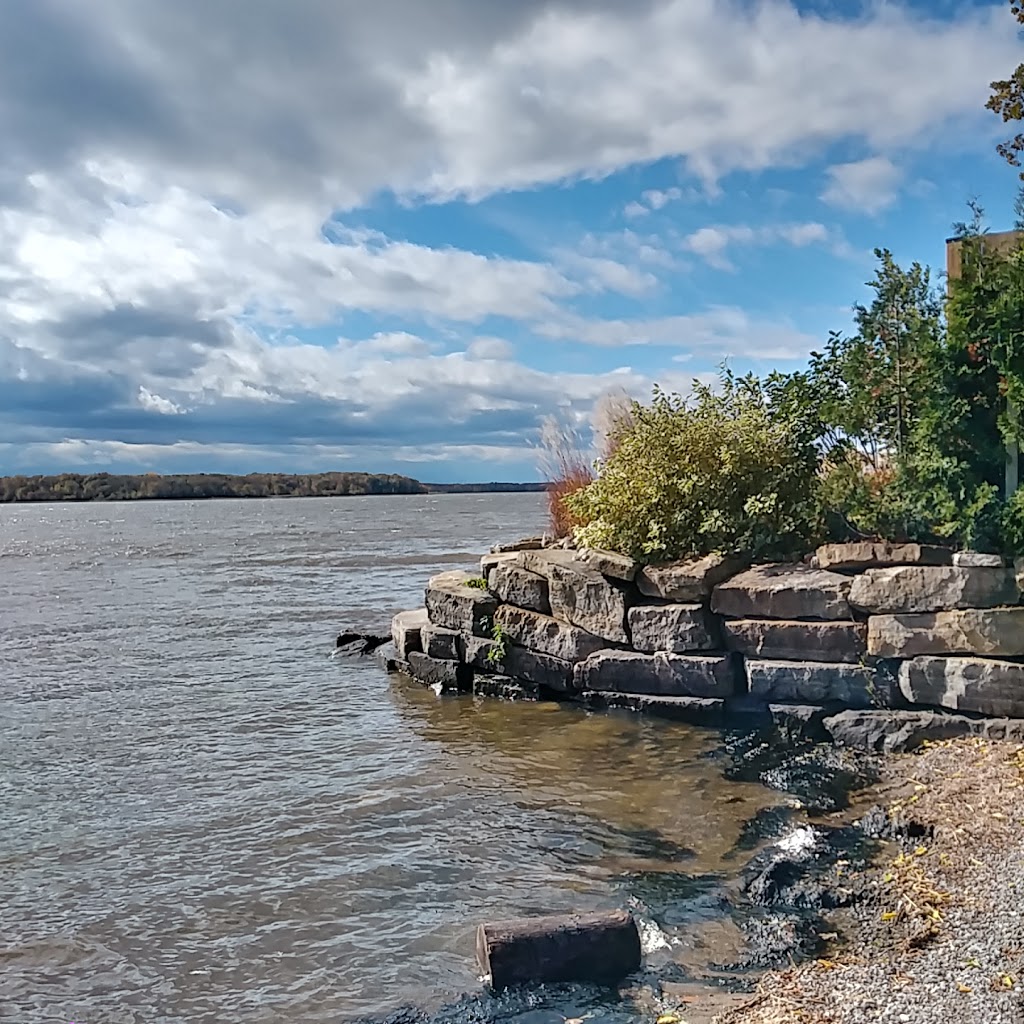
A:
[987, 1, 1024, 178]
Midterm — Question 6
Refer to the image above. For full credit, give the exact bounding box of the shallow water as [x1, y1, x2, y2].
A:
[1, 494, 793, 1024]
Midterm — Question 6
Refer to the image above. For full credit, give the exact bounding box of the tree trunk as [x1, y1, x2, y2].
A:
[476, 909, 641, 991]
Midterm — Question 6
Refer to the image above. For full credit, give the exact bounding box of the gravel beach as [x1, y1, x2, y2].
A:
[717, 738, 1024, 1023]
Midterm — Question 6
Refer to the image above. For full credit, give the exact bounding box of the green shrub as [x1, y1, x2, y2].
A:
[565, 371, 825, 563]
[465, 576, 489, 590]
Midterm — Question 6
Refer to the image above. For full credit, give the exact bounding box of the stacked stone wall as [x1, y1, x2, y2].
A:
[389, 539, 1024, 752]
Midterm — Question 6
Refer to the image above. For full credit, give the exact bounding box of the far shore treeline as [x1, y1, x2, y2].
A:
[0, 472, 546, 504]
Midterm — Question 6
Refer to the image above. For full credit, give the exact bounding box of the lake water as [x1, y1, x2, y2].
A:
[0, 494, 794, 1024]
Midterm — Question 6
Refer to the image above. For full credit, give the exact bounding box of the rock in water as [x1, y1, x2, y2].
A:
[476, 909, 641, 990]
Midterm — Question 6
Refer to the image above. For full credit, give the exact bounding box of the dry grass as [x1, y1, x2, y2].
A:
[715, 738, 1024, 1024]
[537, 413, 594, 539]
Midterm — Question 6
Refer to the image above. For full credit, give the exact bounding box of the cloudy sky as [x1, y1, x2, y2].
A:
[1, 0, 1020, 482]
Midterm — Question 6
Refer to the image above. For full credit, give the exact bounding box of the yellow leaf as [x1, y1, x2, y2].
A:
[883, 872, 895, 883]
[1001, 974, 1015, 989]
[958, 983, 973, 994]
[881, 911, 898, 922]
[914, 846, 928, 856]
[656, 1016, 684, 1024]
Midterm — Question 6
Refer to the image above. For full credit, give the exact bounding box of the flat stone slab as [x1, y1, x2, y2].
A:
[849, 565, 1019, 614]
[573, 650, 738, 698]
[899, 656, 1024, 718]
[721, 619, 866, 663]
[868, 608, 1024, 658]
[425, 570, 499, 637]
[544, 560, 631, 644]
[392, 608, 429, 659]
[494, 604, 608, 662]
[627, 603, 717, 653]
[813, 542, 951, 571]
[421, 624, 461, 660]
[489, 562, 551, 615]
[745, 659, 887, 709]
[953, 551, 1006, 568]
[480, 551, 520, 577]
[407, 651, 473, 693]
[581, 691, 727, 726]
[712, 564, 853, 621]
[824, 708, 1024, 754]
[464, 635, 572, 692]
[474, 674, 539, 701]
[577, 548, 640, 582]
[638, 553, 749, 603]
[769, 704, 831, 744]
[513, 549, 582, 577]
[491, 536, 545, 553]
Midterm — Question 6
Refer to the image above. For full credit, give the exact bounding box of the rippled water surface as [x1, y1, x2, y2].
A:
[1, 495, 789, 1024]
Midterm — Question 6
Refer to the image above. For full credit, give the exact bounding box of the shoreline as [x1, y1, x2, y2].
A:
[719, 736, 1024, 1024]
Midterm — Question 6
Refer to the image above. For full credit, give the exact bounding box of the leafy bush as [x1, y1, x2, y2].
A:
[565, 371, 825, 563]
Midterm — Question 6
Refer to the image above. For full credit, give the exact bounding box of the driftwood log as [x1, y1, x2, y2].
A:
[476, 909, 641, 991]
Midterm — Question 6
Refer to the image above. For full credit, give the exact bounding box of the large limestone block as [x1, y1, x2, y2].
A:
[480, 551, 520, 577]
[899, 656, 1024, 718]
[573, 650, 738, 698]
[513, 549, 582, 578]
[539, 560, 630, 644]
[638, 553, 749, 602]
[744, 659, 886, 709]
[578, 548, 640, 582]
[849, 565, 1019, 614]
[494, 605, 608, 662]
[721, 619, 866, 663]
[421, 624, 461, 660]
[582, 691, 728, 726]
[823, 709, 1024, 754]
[712, 564, 852, 621]
[407, 651, 473, 693]
[491, 536, 545, 553]
[460, 634, 572, 692]
[813, 542, 951, 571]
[392, 608, 429, 659]
[489, 563, 551, 615]
[425, 570, 499, 637]
[953, 551, 1005, 568]
[627, 604, 717, 653]
[868, 608, 1024, 658]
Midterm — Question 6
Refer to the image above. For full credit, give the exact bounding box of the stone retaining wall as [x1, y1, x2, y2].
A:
[389, 540, 1024, 753]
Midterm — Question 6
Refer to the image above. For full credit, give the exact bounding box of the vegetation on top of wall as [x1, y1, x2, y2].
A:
[564, 191, 1024, 563]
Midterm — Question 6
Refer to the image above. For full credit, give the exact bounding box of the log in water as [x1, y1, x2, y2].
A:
[476, 909, 642, 991]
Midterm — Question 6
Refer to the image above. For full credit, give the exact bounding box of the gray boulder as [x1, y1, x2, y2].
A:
[722, 619, 866, 663]
[391, 608, 429, 659]
[712, 564, 853, 621]
[491, 536, 545, 553]
[425, 570, 499, 637]
[573, 650, 738, 698]
[480, 551, 520, 577]
[899, 656, 1024, 718]
[489, 562, 551, 615]
[494, 605, 608, 662]
[849, 565, 1019, 614]
[868, 607, 1024, 658]
[582, 691, 727, 725]
[953, 551, 1006, 568]
[638, 553, 749, 602]
[627, 603, 717, 653]
[745, 659, 890, 709]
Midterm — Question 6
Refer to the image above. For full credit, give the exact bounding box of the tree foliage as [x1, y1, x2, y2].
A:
[565, 371, 826, 562]
[987, 0, 1024, 177]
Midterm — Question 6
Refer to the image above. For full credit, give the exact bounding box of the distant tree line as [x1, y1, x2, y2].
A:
[0, 472, 548, 503]
[0, 472, 428, 503]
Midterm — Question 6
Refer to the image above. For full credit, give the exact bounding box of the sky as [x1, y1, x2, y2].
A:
[0, 0, 1021, 483]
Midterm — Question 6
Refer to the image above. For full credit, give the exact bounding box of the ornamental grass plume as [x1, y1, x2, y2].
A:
[536, 412, 594, 539]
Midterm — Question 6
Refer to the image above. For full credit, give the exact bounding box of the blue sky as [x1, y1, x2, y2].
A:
[0, 0, 1020, 482]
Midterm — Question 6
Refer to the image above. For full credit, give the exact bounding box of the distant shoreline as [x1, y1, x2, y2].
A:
[0, 471, 548, 504]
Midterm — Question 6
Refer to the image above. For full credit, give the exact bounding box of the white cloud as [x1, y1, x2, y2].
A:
[137, 386, 186, 415]
[466, 337, 515, 360]
[680, 221, 835, 270]
[821, 156, 904, 214]
[642, 187, 682, 210]
[539, 307, 818, 360]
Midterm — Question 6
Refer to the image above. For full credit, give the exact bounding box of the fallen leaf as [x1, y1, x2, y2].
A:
[656, 1015, 684, 1024]
[958, 983, 973, 994]
[881, 911, 898, 922]
[913, 846, 928, 857]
